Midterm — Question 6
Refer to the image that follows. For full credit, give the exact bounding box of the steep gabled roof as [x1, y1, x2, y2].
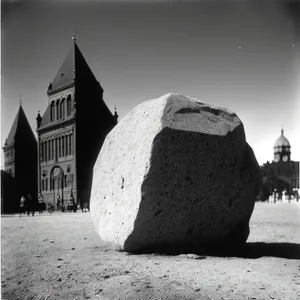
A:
[39, 105, 51, 128]
[49, 41, 97, 92]
[6, 105, 36, 146]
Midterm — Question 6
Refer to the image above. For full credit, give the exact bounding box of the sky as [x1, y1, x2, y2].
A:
[1, 0, 300, 166]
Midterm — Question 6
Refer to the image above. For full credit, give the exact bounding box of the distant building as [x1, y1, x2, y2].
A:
[36, 39, 118, 210]
[2, 104, 37, 213]
[260, 129, 299, 201]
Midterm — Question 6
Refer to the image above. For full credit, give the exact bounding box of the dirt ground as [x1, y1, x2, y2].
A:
[1, 202, 300, 300]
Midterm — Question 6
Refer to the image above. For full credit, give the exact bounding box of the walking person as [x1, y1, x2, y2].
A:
[27, 194, 35, 216]
[56, 193, 61, 211]
[19, 196, 26, 217]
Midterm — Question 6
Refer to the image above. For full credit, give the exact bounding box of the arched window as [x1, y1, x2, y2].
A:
[50, 101, 55, 122]
[67, 95, 71, 116]
[56, 100, 60, 120]
[60, 99, 65, 119]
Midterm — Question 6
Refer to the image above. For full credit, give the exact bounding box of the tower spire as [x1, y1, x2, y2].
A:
[20, 94, 22, 106]
[281, 125, 284, 136]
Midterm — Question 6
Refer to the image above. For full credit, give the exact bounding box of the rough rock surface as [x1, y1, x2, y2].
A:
[90, 93, 262, 253]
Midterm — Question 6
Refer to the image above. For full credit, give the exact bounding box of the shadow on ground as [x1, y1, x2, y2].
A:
[217, 242, 300, 260]
[191, 242, 300, 259]
[125, 242, 300, 260]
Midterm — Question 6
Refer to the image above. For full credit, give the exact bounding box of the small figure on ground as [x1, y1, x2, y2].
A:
[69, 194, 76, 212]
[56, 193, 61, 211]
[19, 196, 26, 217]
[27, 194, 35, 216]
[38, 193, 44, 214]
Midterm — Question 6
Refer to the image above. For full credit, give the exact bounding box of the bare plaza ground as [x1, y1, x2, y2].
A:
[2, 202, 300, 300]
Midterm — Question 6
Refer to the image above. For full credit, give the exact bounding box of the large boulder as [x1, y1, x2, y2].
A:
[90, 93, 261, 254]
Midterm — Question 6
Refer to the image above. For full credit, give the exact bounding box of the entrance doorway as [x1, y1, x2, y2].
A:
[50, 166, 64, 210]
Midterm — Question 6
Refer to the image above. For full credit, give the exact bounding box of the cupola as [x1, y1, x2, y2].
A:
[273, 128, 291, 162]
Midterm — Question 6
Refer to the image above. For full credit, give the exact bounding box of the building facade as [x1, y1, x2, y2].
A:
[36, 39, 118, 210]
[2, 104, 38, 213]
[260, 129, 299, 201]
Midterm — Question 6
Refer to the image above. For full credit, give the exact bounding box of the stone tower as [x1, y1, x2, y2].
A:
[36, 39, 118, 210]
[2, 103, 37, 212]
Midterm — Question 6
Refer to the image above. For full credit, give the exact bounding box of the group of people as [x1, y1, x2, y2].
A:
[19, 193, 46, 217]
[56, 193, 77, 212]
[268, 188, 299, 203]
[20, 193, 89, 216]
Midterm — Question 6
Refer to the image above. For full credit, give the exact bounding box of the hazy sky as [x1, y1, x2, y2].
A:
[1, 0, 300, 165]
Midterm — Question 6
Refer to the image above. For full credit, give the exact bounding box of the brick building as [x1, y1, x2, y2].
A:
[36, 39, 118, 210]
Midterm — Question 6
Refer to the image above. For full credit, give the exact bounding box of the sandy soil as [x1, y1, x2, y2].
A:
[1, 202, 300, 300]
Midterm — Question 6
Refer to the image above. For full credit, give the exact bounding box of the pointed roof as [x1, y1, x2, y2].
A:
[49, 40, 97, 92]
[5, 104, 36, 146]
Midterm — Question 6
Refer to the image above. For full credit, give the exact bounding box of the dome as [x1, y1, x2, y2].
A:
[274, 129, 290, 148]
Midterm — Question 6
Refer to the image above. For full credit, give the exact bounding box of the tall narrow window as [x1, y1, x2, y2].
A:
[67, 135, 71, 155]
[66, 135, 69, 156]
[60, 99, 65, 119]
[50, 101, 55, 122]
[71, 133, 74, 155]
[55, 138, 58, 161]
[56, 100, 60, 120]
[49, 140, 52, 160]
[43, 142, 46, 162]
[45, 178, 48, 191]
[67, 95, 71, 116]
[47, 141, 49, 161]
[52, 139, 55, 160]
[58, 137, 61, 158]
[41, 142, 44, 162]
[62, 137, 65, 157]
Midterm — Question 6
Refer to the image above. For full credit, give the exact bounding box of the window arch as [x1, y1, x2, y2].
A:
[60, 99, 65, 119]
[67, 95, 71, 116]
[50, 101, 55, 122]
[56, 100, 60, 120]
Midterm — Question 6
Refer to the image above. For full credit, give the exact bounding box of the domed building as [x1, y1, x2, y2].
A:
[260, 129, 299, 201]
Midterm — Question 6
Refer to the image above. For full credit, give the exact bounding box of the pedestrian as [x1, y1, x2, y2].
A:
[26, 194, 34, 217]
[19, 196, 26, 217]
[27, 194, 35, 216]
[38, 193, 44, 214]
[56, 193, 61, 211]
[69, 194, 75, 212]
